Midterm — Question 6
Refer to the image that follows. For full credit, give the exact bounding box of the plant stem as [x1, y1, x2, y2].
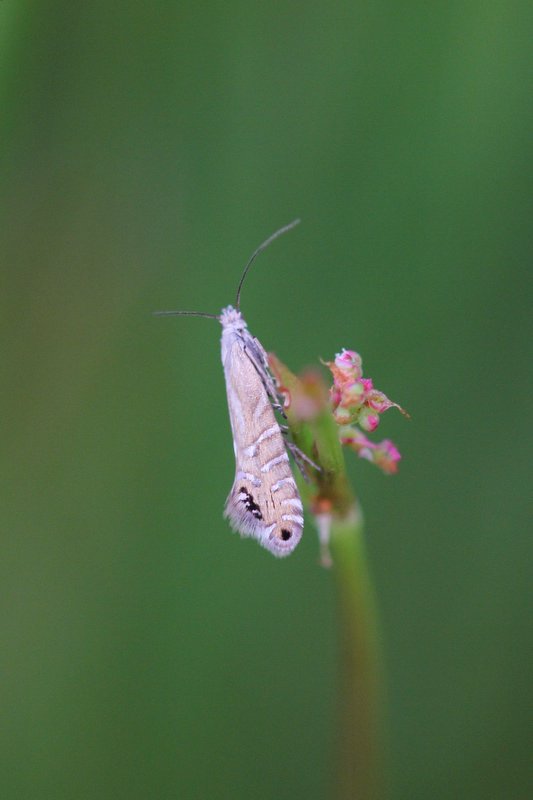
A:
[268, 353, 387, 799]
[330, 509, 386, 800]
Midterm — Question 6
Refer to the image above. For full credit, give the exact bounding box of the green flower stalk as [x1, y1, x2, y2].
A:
[269, 349, 407, 800]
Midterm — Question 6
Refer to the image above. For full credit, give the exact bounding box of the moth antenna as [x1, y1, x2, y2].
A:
[152, 310, 219, 319]
[235, 218, 301, 310]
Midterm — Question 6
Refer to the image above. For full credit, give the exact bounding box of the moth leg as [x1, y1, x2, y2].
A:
[252, 354, 284, 410]
[288, 442, 321, 471]
[287, 446, 313, 484]
[286, 441, 321, 482]
[269, 397, 287, 417]
[250, 334, 270, 368]
[250, 336, 282, 392]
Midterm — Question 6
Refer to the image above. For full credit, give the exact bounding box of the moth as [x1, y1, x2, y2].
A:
[155, 220, 308, 557]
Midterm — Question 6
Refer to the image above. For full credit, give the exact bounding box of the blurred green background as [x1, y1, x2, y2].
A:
[2, 3, 531, 799]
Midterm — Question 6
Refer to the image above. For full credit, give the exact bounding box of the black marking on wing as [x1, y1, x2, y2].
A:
[239, 487, 263, 520]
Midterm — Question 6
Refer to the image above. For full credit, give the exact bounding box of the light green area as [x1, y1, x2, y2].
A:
[1, 3, 531, 799]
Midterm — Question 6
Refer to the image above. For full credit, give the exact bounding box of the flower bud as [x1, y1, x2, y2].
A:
[374, 440, 401, 474]
[340, 380, 366, 408]
[334, 349, 363, 378]
[333, 406, 355, 425]
[358, 408, 380, 432]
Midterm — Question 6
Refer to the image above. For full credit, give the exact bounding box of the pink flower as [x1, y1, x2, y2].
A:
[373, 440, 402, 474]
[326, 349, 363, 401]
[340, 380, 366, 407]
[335, 348, 363, 373]
[327, 349, 406, 428]
[340, 427, 402, 475]
[359, 409, 380, 432]
[366, 390, 401, 414]
[328, 348, 407, 474]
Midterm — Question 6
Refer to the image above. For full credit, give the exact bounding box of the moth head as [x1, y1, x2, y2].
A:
[219, 305, 247, 331]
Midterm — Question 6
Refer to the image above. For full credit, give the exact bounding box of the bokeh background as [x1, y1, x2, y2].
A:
[2, 3, 531, 799]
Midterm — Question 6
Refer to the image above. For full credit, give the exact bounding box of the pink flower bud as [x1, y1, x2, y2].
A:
[333, 406, 355, 425]
[339, 426, 402, 474]
[359, 408, 380, 432]
[340, 380, 365, 408]
[327, 347, 407, 474]
[374, 440, 401, 474]
[366, 390, 398, 413]
[334, 349, 363, 378]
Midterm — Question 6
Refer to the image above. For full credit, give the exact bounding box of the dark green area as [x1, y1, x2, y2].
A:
[1, 3, 531, 798]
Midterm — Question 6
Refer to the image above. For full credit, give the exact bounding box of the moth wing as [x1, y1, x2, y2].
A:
[222, 334, 303, 557]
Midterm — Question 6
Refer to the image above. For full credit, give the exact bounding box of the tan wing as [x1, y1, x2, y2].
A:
[222, 336, 303, 557]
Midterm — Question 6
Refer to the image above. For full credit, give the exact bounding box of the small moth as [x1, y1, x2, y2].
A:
[155, 220, 306, 557]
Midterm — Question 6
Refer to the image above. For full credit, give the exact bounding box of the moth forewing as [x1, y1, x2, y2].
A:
[221, 307, 303, 557]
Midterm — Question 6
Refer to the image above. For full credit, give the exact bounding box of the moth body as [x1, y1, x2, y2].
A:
[155, 220, 304, 557]
[220, 306, 303, 557]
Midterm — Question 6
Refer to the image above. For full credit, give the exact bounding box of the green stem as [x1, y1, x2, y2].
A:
[268, 353, 387, 799]
[329, 510, 386, 800]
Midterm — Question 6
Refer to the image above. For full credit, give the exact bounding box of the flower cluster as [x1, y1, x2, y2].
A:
[325, 349, 407, 474]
